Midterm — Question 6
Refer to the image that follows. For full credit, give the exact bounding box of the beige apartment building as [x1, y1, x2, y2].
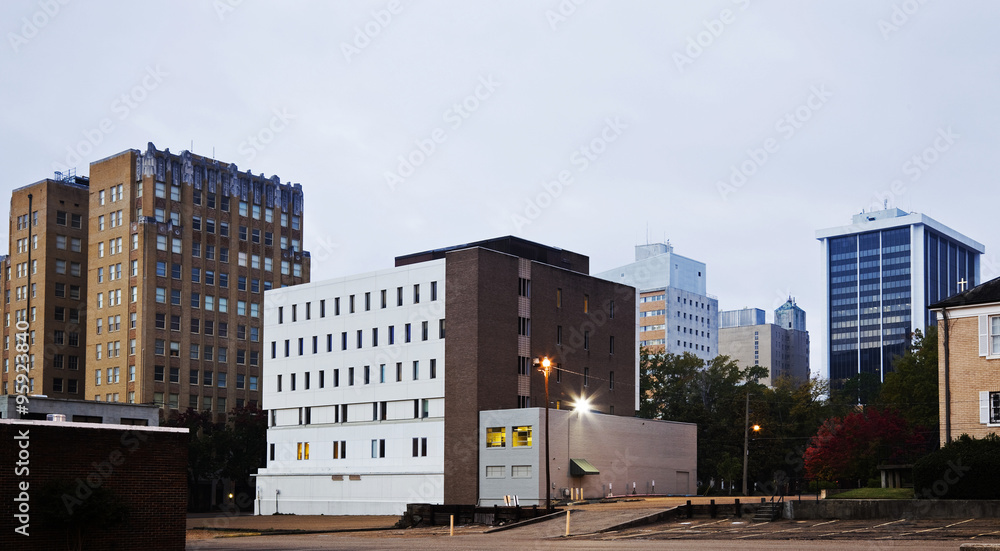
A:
[0, 177, 90, 399]
[931, 276, 1000, 446]
[2, 142, 309, 421]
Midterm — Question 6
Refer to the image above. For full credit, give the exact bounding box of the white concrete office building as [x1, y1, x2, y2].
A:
[255, 259, 447, 515]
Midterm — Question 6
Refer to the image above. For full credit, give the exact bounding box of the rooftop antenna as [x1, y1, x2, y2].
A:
[190, 140, 194, 153]
[884, 199, 888, 210]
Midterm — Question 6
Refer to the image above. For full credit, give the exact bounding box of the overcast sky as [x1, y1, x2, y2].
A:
[3, 1, 998, 377]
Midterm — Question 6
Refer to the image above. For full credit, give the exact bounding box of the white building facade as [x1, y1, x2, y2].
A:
[255, 259, 447, 515]
[596, 243, 718, 361]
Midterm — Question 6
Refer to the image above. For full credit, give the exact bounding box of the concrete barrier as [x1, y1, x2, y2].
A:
[785, 499, 1000, 520]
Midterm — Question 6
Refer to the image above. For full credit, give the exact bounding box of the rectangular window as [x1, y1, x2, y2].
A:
[512, 465, 532, 478]
[512, 426, 532, 447]
[486, 427, 506, 448]
[992, 316, 1000, 355]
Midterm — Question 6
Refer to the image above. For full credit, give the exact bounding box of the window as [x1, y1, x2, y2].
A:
[486, 466, 505, 478]
[992, 316, 1000, 355]
[584, 367, 590, 387]
[512, 426, 532, 447]
[986, 391, 1000, 425]
[486, 427, 505, 448]
[371, 439, 385, 458]
[512, 465, 532, 478]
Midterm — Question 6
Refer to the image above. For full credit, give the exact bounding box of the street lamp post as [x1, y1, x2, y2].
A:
[742, 392, 761, 496]
[536, 357, 554, 511]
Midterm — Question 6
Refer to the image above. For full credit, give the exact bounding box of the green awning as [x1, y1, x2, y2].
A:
[570, 458, 600, 476]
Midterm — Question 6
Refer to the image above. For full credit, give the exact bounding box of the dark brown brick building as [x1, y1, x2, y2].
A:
[402, 236, 636, 505]
[0, 420, 188, 551]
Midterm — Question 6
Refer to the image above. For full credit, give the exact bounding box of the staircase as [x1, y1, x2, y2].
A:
[751, 502, 782, 522]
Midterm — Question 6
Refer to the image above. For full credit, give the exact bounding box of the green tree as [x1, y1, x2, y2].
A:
[639, 349, 767, 492]
[876, 327, 939, 447]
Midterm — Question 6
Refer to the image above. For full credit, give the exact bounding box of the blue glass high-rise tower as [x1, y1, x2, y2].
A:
[816, 209, 984, 384]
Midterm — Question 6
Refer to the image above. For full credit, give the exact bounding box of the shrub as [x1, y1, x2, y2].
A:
[913, 433, 1000, 499]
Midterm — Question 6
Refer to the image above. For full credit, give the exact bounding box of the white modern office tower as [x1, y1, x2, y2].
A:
[596, 243, 718, 361]
[816, 208, 984, 385]
[255, 259, 447, 515]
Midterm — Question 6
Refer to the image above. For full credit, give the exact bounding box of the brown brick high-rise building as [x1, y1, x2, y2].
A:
[0, 176, 90, 399]
[1, 143, 309, 421]
[84, 143, 309, 420]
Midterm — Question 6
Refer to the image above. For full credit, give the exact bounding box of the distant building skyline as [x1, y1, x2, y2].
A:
[718, 299, 810, 386]
[596, 242, 717, 362]
[816, 208, 984, 385]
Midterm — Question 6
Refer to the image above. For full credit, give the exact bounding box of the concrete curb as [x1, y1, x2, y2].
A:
[482, 509, 570, 533]
[594, 506, 682, 534]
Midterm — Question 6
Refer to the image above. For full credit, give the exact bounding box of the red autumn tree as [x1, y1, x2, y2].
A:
[803, 408, 925, 484]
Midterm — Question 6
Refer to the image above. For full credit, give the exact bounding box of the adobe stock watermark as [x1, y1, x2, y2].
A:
[878, 0, 932, 41]
[341, 0, 405, 63]
[52, 65, 168, 174]
[510, 117, 627, 232]
[716, 83, 833, 201]
[673, 0, 752, 73]
[860, 126, 958, 216]
[384, 74, 501, 190]
[7, 0, 71, 53]
[12, 317, 33, 535]
[544, 0, 588, 31]
[237, 108, 295, 162]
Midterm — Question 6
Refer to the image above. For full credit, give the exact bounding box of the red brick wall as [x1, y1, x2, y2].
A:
[0, 421, 187, 551]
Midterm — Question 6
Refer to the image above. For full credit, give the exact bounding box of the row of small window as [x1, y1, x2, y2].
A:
[284, 438, 429, 461]
[94, 366, 128, 385]
[14, 236, 37, 253]
[276, 283, 439, 324]
[49, 378, 79, 394]
[54, 210, 82, 229]
[157, 313, 257, 338]
[94, 341, 125, 359]
[9, 284, 35, 302]
[153, 366, 259, 390]
[96, 210, 124, 231]
[153, 392, 244, 411]
[153, 182, 303, 229]
[53, 259, 82, 277]
[676, 341, 709, 353]
[485, 465, 532, 479]
[274, 322, 445, 359]
[8, 309, 36, 325]
[276, 399, 433, 430]
[96, 263, 124, 282]
[485, 426, 533, 448]
[96, 237, 124, 257]
[553, 326, 615, 354]
[154, 288, 260, 316]
[678, 326, 710, 338]
[54, 234, 82, 252]
[679, 297, 711, 311]
[640, 294, 665, 303]
[640, 339, 666, 347]
[97, 184, 125, 205]
[275, 360, 438, 391]
[95, 289, 124, 308]
[154, 340, 258, 364]
[15, 211, 38, 230]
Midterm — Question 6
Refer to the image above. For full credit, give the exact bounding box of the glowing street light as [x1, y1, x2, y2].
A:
[534, 356, 555, 511]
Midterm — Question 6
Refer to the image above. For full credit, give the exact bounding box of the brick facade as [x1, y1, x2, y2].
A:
[0, 420, 187, 551]
[938, 311, 1000, 446]
[443, 244, 635, 504]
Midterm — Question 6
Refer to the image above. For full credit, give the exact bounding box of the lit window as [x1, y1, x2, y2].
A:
[486, 427, 505, 448]
[512, 426, 532, 447]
